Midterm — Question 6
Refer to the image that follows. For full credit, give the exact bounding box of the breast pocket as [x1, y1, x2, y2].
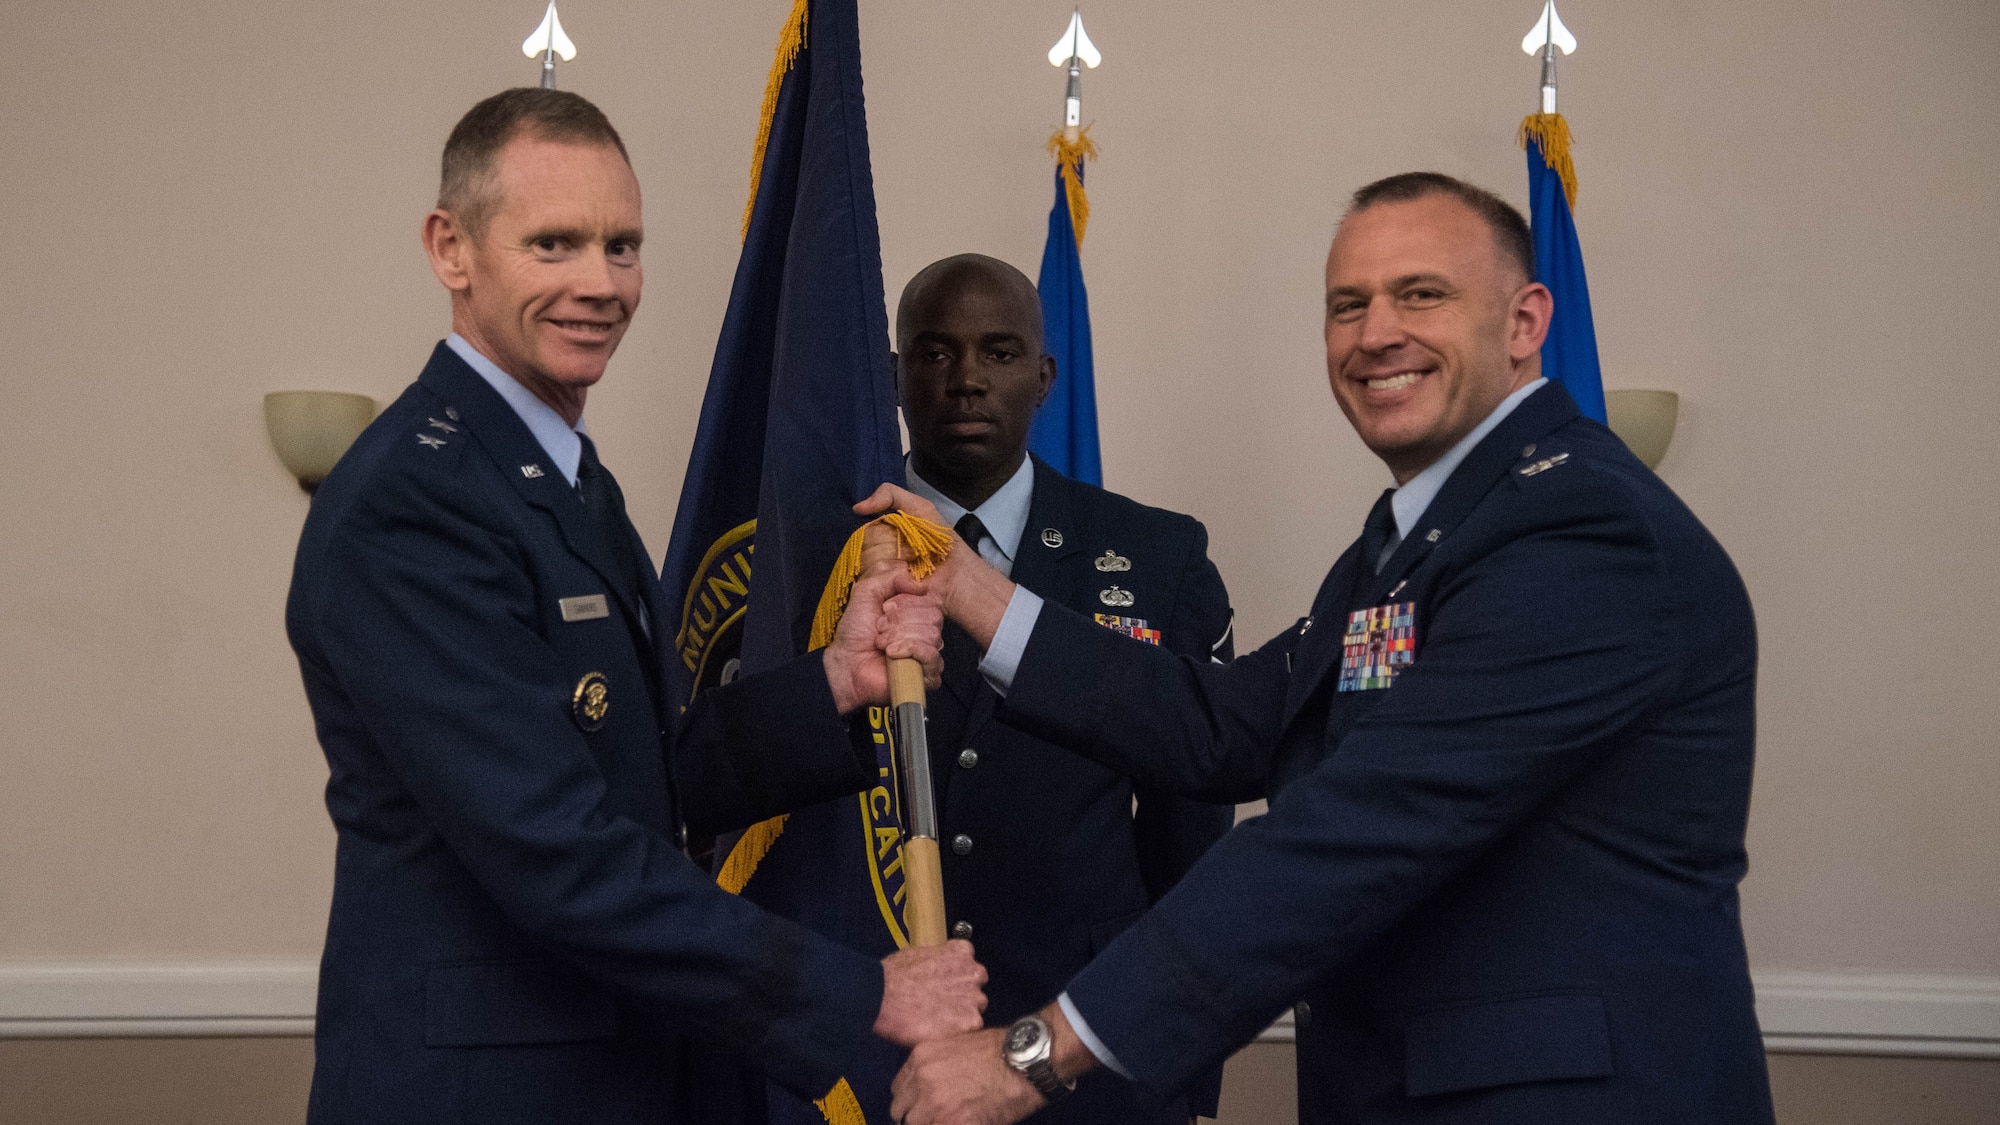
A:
[1403, 993, 1614, 1098]
[425, 959, 619, 1047]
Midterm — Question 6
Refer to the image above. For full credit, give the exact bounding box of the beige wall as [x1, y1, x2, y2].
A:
[0, 0, 1994, 997]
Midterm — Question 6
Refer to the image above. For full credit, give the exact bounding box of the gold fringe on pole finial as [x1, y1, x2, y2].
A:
[715, 512, 955, 897]
[741, 0, 811, 241]
[1518, 112, 1578, 211]
[1047, 127, 1099, 246]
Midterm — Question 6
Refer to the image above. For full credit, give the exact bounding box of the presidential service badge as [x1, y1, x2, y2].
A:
[571, 671, 610, 731]
[1337, 602, 1416, 692]
[1094, 614, 1162, 645]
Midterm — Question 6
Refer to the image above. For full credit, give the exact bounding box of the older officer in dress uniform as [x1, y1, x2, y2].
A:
[883, 174, 1775, 1125]
[285, 88, 982, 1125]
[890, 254, 1237, 1124]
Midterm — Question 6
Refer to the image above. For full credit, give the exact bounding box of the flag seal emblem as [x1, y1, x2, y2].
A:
[1337, 602, 1416, 692]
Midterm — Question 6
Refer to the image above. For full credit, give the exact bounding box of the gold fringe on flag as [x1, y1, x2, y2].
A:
[1518, 112, 1578, 211]
[814, 1079, 868, 1125]
[741, 0, 811, 241]
[1046, 127, 1099, 246]
[716, 511, 955, 897]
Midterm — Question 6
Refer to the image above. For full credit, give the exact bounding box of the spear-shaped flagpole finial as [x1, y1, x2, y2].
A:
[1048, 10, 1102, 143]
[1520, 0, 1576, 115]
[523, 2, 577, 90]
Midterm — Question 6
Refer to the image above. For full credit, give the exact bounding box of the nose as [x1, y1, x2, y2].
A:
[570, 245, 619, 301]
[942, 349, 985, 396]
[1356, 295, 1404, 353]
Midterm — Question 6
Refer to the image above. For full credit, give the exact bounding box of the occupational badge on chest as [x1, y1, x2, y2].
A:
[1094, 614, 1162, 645]
[1337, 602, 1416, 692]
[571, 671, 610, 731]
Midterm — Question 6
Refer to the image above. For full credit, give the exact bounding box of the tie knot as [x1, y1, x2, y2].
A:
[954, 513, 989, 551]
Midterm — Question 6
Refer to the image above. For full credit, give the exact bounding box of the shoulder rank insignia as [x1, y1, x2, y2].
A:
[1518, 451, 1570, 477]
[1095, 614, 1162, 645]
[1098, 585, 1135, 608]
[416, 433, 448, 449]
[1094, 550, 1131, 572]
[427, 417, 459, 433]
[445, 406, 460, 421]
[1337, 601, 1416, 692]
[572, 671, 609, 731]
[1041, 527, 1064, 548]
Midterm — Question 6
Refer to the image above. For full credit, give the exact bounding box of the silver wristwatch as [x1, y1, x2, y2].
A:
[1003, 1014, 1075, 1103]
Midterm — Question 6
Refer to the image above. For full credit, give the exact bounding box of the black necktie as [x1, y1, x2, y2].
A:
[1360, 487, 1398, 575]
[575, 434, 650, 627]
[955, 513, 989, 558]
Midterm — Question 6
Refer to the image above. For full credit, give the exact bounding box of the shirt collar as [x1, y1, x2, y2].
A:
[905, 455, 1036, 579]
[446, 333, 590, 486]
[1390, 377, 1548, 543]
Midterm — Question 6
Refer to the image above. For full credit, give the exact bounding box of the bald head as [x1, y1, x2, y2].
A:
[897, 254, 1044, 356]
[895, 254, 1056, 510]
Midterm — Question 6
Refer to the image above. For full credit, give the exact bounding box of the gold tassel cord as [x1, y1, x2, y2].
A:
[808, 513, 955, 650]
[1046, 127, 1099, 246]
[741, 0, 811, 241]
[716, 512, 955, 898]
[1518, 112, 1578, 211]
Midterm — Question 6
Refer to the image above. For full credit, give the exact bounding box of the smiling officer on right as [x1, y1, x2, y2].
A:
[883, 173, 1774, 1125]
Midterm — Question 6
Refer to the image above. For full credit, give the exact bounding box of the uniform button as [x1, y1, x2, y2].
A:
[1293, 1001, 1313, 1028]
[673, 824, 689, 851]
[951, 833, 974, 856]
[952, 920, 974, 940]
[958, 748, 979, 769]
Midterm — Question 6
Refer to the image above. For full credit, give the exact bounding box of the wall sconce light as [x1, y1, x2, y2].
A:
[264, 391, 377, 494]
[1605, 389, 1678, 470]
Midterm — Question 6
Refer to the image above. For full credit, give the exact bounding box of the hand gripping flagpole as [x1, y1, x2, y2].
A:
[813, 514, 955, 946]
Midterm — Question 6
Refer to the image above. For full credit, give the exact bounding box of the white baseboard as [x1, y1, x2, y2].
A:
[0, 961, 317, 1038]
[2, 962, 1995, 1058]
[1255, 971, 2000, 1060]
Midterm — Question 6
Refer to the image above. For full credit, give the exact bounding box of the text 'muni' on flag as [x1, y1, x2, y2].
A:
[657, 1, 909, 1122]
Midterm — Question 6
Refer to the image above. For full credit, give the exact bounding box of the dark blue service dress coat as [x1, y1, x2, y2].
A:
[926, 457, 1236, 1123]
[996, 384, 1776, 1124]
[286, 344, 885, 1125]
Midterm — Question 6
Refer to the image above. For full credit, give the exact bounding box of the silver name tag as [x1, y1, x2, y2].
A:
[559, 594, 611, 623]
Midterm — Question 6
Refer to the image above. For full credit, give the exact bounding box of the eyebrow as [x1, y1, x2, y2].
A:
[1327, 271, 1456, 299]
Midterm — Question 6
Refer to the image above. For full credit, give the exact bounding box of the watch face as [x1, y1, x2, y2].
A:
[1004, 1018, 1045, 1062]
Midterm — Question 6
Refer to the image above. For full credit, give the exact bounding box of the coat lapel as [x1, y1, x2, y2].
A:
[416, 344, 650, 635]
[1282, 383, 1585, 728]
[951, 458, 1084, 746]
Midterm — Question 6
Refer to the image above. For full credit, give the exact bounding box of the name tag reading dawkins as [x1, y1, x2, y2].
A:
[559, 594, 611, 623]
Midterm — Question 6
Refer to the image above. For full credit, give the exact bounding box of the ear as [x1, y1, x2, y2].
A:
[1507, 281, 1553, 363]
[1036, 353, 1058, 408]
[423, 210, 473, 294]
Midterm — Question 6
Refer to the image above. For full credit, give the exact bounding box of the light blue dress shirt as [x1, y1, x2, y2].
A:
[905, 455, 1034, 580]
[983, 378, 1549, 1080]
[1375, 377, 1547, 572]
[446, 333, 591, 486]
